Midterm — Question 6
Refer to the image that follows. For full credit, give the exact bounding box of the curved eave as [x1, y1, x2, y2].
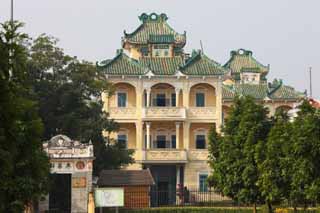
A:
[122, 37, 186, 47]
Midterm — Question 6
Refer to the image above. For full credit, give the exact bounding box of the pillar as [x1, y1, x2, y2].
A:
[175, 122, 180, 149]
[102, 92, 109, 112]
[146, 88, 151, 107]
[175, 89, 180, 107]
[183, 122, 190, 149]
[146, 122, 151, 149]
[183, 87, 190, 108]
[135, 121, 143, 150]
[215, 82, 222, 133]
[176, 165, 181, 186]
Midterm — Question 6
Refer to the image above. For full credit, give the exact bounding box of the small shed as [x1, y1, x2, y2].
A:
[97, 170, 155, 208]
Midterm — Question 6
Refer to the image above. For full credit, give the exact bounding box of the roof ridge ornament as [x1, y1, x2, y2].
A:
[138, 12, 168, 23]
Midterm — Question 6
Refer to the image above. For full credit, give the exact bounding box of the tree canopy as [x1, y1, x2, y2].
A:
[0, 21, 50, 212]
[27, 34, 134, 176]
[208, 96, 320, 212]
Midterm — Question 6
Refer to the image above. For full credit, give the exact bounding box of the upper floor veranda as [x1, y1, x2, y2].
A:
[103, 76, 223, 123]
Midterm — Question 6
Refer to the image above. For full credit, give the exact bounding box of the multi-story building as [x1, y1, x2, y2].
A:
[97, 12, 302, 199]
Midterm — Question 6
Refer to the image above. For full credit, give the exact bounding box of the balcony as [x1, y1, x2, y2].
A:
[188, 149, 209, 161]
[141, 149, 187, 163]
[142, 107, 186, 120]
[187, 107, 217, 120]
[109, 107, 137, 120]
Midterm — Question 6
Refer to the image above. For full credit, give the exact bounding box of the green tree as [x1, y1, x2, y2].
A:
[0, 21, 50, 212]
[27, 34, 134, 176]
[208, 96, 271, 212]
[288, 100, 320, 210]
[256, 109, 292, 212]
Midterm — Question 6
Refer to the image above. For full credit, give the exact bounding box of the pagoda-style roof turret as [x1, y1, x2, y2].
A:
[122, 13, 186, 47]
[224, 49, 269, 79]
[222, 79, 304, 101]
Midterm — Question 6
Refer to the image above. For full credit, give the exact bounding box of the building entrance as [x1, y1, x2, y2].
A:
[149, 165, 177, 206]
[49, 174, 71, 212]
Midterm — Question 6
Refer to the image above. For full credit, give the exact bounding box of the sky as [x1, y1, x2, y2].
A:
[1, 0, 319, 99]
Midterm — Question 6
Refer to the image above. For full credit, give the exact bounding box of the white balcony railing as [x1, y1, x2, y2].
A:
[142, 149, 187, 163]
[109, 107, 137, 120]
[187, 107, 216, 119]
[142, 107, 186, 120]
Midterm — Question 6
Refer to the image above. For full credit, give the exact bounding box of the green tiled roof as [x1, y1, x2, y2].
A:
[98, 49, 229, 76]
[268, 79, 303, 100]
[97, 51, 147, 75]
[222, 85, 236, 100]
[180, 50, 228, 75]
[224, 49, 269, 75]
[140, 57, 183, 75]
[222, 79, 303, 101]
[123, 13, 186, 46]
[149, 34, 174, 43]
[234, 83, 268, 99]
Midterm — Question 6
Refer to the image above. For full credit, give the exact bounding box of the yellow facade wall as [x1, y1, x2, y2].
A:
[189, 84, 216, 107]
[189, 123, 214, 149]
[129, 47, 141, 60]
[118, 123, 136, 149]
[184, 161, 210, 189]
[109, 83, 136, 107]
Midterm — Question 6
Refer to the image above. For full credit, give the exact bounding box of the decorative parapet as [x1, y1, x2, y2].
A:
[142, 149, 187, 163]
[188, 149, 209, 161]
[187, 107, 217, 119]
[142, 107, 186, 120]
[109, 107, 137, 120]
[42, 135, 94, 173]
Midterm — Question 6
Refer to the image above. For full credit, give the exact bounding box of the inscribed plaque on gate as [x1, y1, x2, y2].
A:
[72, 177, 87, 188]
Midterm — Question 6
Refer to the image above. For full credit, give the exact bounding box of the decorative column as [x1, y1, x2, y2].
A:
[146, 122, 151, 149]
[215, 81, 222, 133]
[146, 88, 151, 107]
[176, 165, 181, 186]
[136, 86, 142, 108]
[182, 87, 190, 108]
[175, 88, 180, 107]
[183, 122, 190, 149]
[135, 121, 143, 150]
[175, 122, 180, 149]
[102, 92, 109, 112]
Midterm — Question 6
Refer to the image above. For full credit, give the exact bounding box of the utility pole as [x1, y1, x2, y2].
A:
[309, 67, 312, 98]
[11, 0, 13, 23]
[200, 40, 204, 54]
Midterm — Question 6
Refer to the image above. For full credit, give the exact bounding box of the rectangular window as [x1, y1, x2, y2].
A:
[171, 135, 176, 149]
[156, 94, 166, 107]
[196, 93, 205, 107]
[171, 93, 176, 107]
[199, 174, 208, 192]
[196, 135, 206, 149]
[117, 134, 127, 148]
[153, 44, 170, 57]
[117, 92, 127, 107]
[156, 135, 166, 148]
